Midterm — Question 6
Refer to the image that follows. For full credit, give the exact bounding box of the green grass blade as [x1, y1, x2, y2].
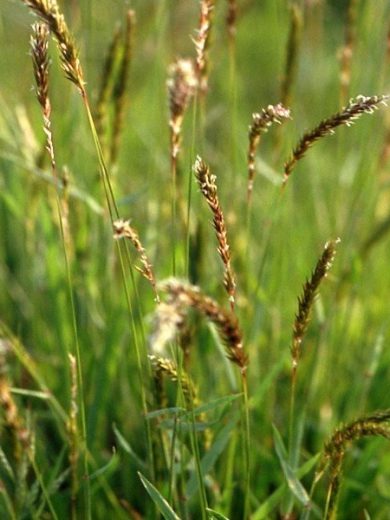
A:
[138, 472, 181, 520]
[253, 453, 320, 520]
[206, 508, 230, 520]
[192, 394, 242, 416]
[112, 423, 147, 470]
[186, 416, 238, 498]
[272, 424, 310, 507]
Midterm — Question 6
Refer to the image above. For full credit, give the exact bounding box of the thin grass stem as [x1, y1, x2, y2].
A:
[241, 373, 251, 520]
[30, 22, 90, 513]
[185, 90, 199, 279]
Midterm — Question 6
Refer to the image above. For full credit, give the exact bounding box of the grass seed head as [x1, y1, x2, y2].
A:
[167, 58, 197, 161]
[149, 299, 187, 355]
[247, 104, 291, 197]
[168, 59, 197, 129]
[30, 22, 50, 118]
[284, 95, 390, 181]
[194, 156, 236, 305]
[320, 410, 390, 519]
[161, 279, 247, 372]
[148, 354, 196, 405]
[24, 0, 85, 92]
[226, 0, 237, 40]
[110, 10, 135, 165]
[113, 219, 159, 301]
[194, 0, 214, 93]
[291, 238, 339, 371]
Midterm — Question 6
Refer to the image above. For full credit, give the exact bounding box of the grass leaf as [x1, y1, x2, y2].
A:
[138, 472, 181, 520]
[186, 416, 238, 498]
[253, 453, 320, 519]
[206, 508, 230, 519]
[113, 423, 147, 470]
[272, 425, 311, 507]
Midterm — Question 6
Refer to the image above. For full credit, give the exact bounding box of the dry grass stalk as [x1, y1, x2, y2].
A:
[167, 58, 197, 166]
[226, 0, 237, 42]
[110, 10, 135, 166]
[339, 0, 358, 104]
[284, 95, 389, 181]
[24, 0, 85, 93]
[281, 3, 303, 107]
[67, 353, 79, 516]
[319, 410, 390, 519]
[113, 219, 159, 302]
[291, 239, 339, 374]
[194, 0, 214, 94]
[247, 104, 291, 199]
[161, 279, 248, 373]
[194, 156, 236, 306]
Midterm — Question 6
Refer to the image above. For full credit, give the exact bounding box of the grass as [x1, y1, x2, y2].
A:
[1, 0, 390, 518]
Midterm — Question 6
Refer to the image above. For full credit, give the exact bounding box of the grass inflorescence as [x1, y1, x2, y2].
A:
[194, 156, 236, 307]
[24, 0, 85, 91]
[284, 95, 389, 181]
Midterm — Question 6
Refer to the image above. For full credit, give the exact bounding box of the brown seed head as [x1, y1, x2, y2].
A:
[247, 104, 291, 197]
[113, 219, 158, 301]
[194, 156, 236, 304]
[30, 22, 51, 118]
[291, 238, 339, 371]
[284, 95, 389, 181]
[24, 0, 85, 91]
[320, 409, 390, 519]
[161, 279, 247, 372]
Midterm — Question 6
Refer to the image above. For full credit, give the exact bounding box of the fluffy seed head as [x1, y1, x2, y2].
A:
[167, 59, 197, 125]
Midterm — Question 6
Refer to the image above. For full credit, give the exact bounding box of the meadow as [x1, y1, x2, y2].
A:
[1, 0, 390, 518]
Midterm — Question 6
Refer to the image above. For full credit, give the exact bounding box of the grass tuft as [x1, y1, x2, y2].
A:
[3, 1, 390, 517]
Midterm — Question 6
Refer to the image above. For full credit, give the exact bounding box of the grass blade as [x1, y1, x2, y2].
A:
[112, 423, 147, 470]
[206, 508, 230, 519]
[272, 425, 311, 507]
[138, 472, 181, 520]
[186, 416, 238, 498]
[253, 453, 320, 520]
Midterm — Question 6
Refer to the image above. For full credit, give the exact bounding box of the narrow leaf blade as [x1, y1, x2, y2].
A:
[206, 508, 230, 519]
[138, 472, 181, 520]
[272, 425, 310, 507]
